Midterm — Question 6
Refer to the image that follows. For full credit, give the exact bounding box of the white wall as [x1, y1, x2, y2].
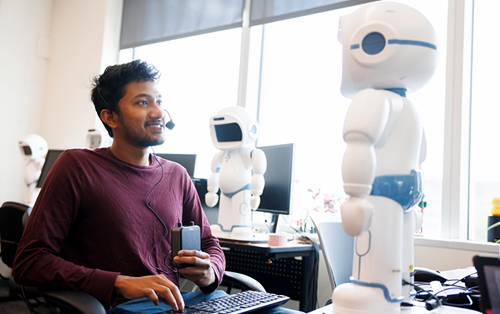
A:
[0, 0, 53, 205]
[0, 0, 122, 206]
[40, 0, 122, 150]
[415, 239, 499, 270]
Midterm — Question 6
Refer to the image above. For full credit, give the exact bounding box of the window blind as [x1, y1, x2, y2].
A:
[250, 0, 377, 25]
[120, 0, 244, 49]
[120, 0, 377, 49]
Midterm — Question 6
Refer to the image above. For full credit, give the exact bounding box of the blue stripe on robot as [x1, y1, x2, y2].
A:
[221, 183, 251, 198]
[350, 39, 436, 51]
[370, 169, 423, 212]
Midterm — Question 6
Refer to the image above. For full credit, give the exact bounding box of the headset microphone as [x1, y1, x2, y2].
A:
[163, 109, 175, 130]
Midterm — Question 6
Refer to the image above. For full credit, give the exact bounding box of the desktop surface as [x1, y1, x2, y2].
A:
[308, 303, 480, 313]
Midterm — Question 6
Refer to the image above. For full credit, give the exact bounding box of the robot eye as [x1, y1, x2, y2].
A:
[362, 32, 386, 55]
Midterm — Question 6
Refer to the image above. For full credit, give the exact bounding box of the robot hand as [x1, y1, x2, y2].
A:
[340, 196, 374, 237]
[250, 195, 261, 210]
[205, 192, 219, 207]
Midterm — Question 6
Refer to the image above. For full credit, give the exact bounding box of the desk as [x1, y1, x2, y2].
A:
[219, 239, 318, 312]
[308, 303, 481, 313]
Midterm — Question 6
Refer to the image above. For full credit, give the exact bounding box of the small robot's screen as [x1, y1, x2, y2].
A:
[22, 146, 32, 156]
[215, 123, 242, 142]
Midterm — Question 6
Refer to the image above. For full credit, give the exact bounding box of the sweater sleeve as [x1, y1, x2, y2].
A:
[12, 151, 119, 308]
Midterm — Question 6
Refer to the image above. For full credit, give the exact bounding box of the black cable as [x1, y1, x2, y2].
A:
[403, 280, 442, 310]
[21, 285, 45, 314]
[146, 150, 177, 275]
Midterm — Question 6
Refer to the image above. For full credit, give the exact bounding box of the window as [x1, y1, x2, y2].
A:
[469, 0, 500, 241]
[246, 1, 448, 236]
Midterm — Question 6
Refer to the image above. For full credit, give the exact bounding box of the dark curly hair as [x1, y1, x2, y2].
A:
[91, 60, 161, 137]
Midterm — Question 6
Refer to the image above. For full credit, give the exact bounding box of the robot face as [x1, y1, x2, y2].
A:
[338, 2, 439, 98]
[19, 134, 48, 161]
[209, 106, 259, 150]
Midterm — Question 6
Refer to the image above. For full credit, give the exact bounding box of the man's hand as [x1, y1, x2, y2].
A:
[114, 274, 184, 311]
[174, 250, 215, 288]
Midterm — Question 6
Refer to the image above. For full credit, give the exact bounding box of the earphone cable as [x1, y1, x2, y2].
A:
[146, 148, 177, 274]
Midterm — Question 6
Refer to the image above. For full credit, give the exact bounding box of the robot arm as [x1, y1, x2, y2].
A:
[341, 89, 394, 236]
[249, 148, 267, 210]
[205, 151, 224, 207]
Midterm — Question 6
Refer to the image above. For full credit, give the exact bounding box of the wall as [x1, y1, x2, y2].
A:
[39, 0, 122, 150]
[0, 0, 52, 205]
[415, 238, 499, 270]
[0, 0, 122, 206]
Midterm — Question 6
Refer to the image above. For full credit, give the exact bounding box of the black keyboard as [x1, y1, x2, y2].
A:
[162, 290, 290, 314]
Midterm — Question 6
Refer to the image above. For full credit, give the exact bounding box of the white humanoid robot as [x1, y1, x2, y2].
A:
[86, 128, 102, 149]
[333, 2, 437, 313]
[19, 134, 48, 206]
[205, 106, 267, 242]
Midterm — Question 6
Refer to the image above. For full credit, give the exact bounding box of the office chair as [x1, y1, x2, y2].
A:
[0, 201, 266, 314]
[310, 215, 354, 290]
[0, 202, 40, 303]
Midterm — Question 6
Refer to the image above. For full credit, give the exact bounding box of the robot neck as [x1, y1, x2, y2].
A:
[385, 88, 407, 97]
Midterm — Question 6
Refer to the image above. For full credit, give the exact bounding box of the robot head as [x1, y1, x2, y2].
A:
[338, 2, 439, 98]
[209, 106, 259, 150]
[19, 134, 48, 161]
[86, 129, 102, 149]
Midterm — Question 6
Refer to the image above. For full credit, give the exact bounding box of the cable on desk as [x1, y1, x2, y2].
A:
[403, 280, 442, 310]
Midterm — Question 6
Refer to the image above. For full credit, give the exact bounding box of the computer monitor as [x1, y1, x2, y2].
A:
[36, 149, 64, 188]
[155, 153, 196, 178]
[255, 143, 295, 233]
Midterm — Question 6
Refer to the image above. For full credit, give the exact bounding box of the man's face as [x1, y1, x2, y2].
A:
[114, 80, 166, 147]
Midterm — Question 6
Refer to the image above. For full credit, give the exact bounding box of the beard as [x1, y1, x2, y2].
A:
[125, 130, 165, 147]
[118, 115, 166, 147]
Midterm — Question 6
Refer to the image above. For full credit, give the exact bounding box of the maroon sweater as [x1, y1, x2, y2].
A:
[13, 148, 225, 309]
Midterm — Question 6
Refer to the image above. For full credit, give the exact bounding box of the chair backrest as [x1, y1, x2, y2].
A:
[0, 202, 29, 268]
[312, 215, 354, 289]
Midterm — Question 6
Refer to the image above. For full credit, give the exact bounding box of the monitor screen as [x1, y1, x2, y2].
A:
[36, 149, 64, 188]
[155, 153, 196, 178]
[255, 143, 295, 215]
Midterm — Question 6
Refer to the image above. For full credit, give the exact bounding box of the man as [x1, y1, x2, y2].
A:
[13, 60, 225, 312]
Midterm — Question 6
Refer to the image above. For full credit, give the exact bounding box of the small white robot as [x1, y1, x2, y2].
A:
[205, 106, 267, 241]
[19, 134, 48, 206]
[86, 129, 102, 149]
[333, 2, 438, 313]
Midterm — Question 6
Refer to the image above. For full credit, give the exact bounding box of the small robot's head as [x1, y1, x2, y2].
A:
[338, 2, 439, 98]
[19, 134, 48, 161]
[209, 106, 259, 150]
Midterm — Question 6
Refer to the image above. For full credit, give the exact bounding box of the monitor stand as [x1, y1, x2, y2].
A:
[268, 214, 280, 234]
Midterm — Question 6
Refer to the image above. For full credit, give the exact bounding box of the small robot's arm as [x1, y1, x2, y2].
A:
[249, 148, 267, 210]
[341, 89, 400, 236]
[205, 151, 224, 207]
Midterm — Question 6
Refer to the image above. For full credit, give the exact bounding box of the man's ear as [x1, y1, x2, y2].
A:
[100, 109, 118, 130]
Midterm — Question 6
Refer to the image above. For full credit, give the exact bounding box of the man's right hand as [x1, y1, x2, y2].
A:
[114, 274, 184, 311]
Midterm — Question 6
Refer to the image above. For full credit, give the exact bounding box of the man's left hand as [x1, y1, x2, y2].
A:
[174, 250, 215, 288]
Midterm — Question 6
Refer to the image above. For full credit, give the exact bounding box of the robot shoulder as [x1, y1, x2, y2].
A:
[343, 89, 403, 143]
